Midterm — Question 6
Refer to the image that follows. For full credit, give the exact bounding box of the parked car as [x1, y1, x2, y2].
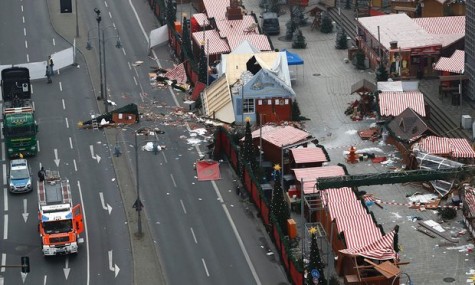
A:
[261, 12, 280, 35]
[8, 159, 32, 193]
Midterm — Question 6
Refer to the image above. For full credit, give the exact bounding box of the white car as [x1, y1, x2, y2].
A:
[8, 159, 32, 193]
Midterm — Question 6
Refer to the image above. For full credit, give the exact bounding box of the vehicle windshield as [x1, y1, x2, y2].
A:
[264, 18, 279, 27]
[43, 220, 73, 234]
[10, 168, 29, 180]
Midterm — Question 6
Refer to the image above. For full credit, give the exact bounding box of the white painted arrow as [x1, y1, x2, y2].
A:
[99, 192, 112, 215]
[108, 250, 120, 278]
[21, 272, 27, 283]
[22, 199, 28, 223]
[54, 149, 60, 167]
[89, 145, 101, 163]
[63, 256, 70, 279]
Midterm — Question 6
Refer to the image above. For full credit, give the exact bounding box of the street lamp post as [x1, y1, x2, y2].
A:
[75, 0, 79, 37]
[87, 9, 122, 114]
[133, 132, 143, 237]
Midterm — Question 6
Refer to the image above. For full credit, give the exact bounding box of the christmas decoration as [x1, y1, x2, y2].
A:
[292, 29, 307, 49]
[198, 43, 207, 85]
[241, 118, 257, 172]
[271, 164, 290, 235]
[166, 0, 176, 26]
[376, 63, 389, 82]
[181, 17, 192, 62]
[306, 227, 327, 285]
[355, 49, 366, 70]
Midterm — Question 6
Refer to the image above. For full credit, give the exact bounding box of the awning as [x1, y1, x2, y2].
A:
[282, 49, 304, 65]
[291, 147, 328, 164]
[340, 230, 398, 261]
[434, 50, 464, 74]
[335, 214, 383, 250]
[196, 160, 221, 181]
[414, 136, 475, 158]
[378, 91, 426, 117]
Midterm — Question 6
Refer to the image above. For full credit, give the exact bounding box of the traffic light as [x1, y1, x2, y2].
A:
[20, 256, 30, 273]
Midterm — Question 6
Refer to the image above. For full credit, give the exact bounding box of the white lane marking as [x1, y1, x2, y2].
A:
[54, 149, 60, 167]
[25, 40, 27, 49]
[105, 1, 108, 8]
[43, 275, 47, 284]
[190, 227, 197, 244]
[73, 159, 77, 172]
[1, 253, 5, 272]
[133, 76, 137, 86]
[22, 199, 28, 223]
[161, 151, 168, 163]
[37, 140, 40, 153]
[22, 16, 25, 23]
[26, 54, 30, 62]
[180, 200, 186, 214]
[3, 189, 8, 212]
[1, 142, 4, 161]
[65, 117, 69, 128]
[2, 165, 6, 185]
[201, 258, 209, 277]
[52, 38, 56, 46]
[108, 250, 120, 277]
[62, 99, 66, 109]
[108, 11, 112, 19]
[64, 256, 70, 279]
[99, 192, 112, 215]
[59, 81, 63, 91]
[23, 28, 26, 36]
[77, 181, 90, 285]
[69, 137, 73, 149]
[170, 174, 177, 188]
[3, 215, 7, 239]
[21, 5, 23, 12]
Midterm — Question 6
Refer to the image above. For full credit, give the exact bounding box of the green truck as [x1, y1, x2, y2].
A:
[1, 67, 38, 158]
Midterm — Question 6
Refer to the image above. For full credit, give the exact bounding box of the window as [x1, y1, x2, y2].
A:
[243, 98, 255, 113]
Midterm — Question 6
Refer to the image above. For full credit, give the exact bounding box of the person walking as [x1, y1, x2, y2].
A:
[45, 65, 52, 83]
[48, 55, 54, 76]
[38, 167, 46, 182]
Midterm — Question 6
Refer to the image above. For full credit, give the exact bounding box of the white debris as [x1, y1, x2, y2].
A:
[190, 128, 207, 136]
[142, 142, 161, 152]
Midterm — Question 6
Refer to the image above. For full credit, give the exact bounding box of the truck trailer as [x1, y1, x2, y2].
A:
[1, 67, 38, 158]
[37, 170, 84, 256]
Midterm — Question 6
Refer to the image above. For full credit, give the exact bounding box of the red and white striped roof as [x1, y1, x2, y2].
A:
[164, 62, 187, 85]
[291, 147, 328, 164]
[414, 16, 465, 48]
[215, 15, 257, 37]
[192, 13, 210, 27]
[227, 35, 272, 51]
[340, 230, 397, 260]
[203, 0, 229, 21]
[379, 91, 426, 117]
[336, 215, 383, 250]
[251, 125, 310, 148]
[416, 136, 475, 158]
[293, 166, 345, 194]
[465, 188, 475, 215]
[192, 30, 230, 55]
[327, 198, 367, 221]
[434, 50, 464, 74]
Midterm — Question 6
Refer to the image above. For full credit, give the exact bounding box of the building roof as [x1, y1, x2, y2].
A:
[357, 14, 464, 50]
[222, 51, 291, 87]
[413, 136, 475, 158]
[214, 15, 258, 38]
[231, 39, 260, 54]
[251, 125, 310, 147]
[358, 14, 438, 50]
[192, 13, 210, 27]
[164, 62, 187, 85]
[192, 30, 230, 55]
[291, 147, 328, 164]
[379, 91, 426, 117]
[293, 165, 345, 193]
[202, 75, 235, 123]
[351, 79, 376, 95]
[434, 50, 465, 74]
[413, 16, 465, 48]
[203, 0, 230, 20]
[227, 34, 272, 52]
[386, 108, 434, 142]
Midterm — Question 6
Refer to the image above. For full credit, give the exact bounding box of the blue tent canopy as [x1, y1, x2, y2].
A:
[283, 49, 304, 66]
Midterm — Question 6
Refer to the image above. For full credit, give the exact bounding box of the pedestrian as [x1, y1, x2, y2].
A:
[45, 65, 52, 84]
[38, 167, 46, 182]
[48, 55, 54, 76]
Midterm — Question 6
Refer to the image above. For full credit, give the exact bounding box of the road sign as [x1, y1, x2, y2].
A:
[311, 269, 320, 279]
[21, 256, 30, 273]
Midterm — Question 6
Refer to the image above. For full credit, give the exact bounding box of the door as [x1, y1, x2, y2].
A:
[72, 204, 84, 234]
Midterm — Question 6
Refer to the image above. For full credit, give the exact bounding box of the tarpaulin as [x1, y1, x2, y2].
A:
[196, 160, 221, 181]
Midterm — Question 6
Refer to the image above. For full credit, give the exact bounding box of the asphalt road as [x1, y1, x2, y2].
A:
[0, 1, 133, 284]
[1, 0, 293, 284]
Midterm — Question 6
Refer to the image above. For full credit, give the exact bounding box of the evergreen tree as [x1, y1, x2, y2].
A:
[292, 29, 307, 49]
[285, 19, 297, 41]
[267, 0, 280, 14]
[306, 227, 327, 285]
[198, 43, 207, 85]
[355, 49, 366, 70]
[335, 28, 348, 50]
[241, 119, 257, 172]
[270, 165, 290, 235]
[320, 12, 333, 34]
[292, 101, 301, 121]
[181, 17, 192, 61]
[345, 0, 351, 9]
[166, 0, 176, 26]
[376, 63, 389, 82]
